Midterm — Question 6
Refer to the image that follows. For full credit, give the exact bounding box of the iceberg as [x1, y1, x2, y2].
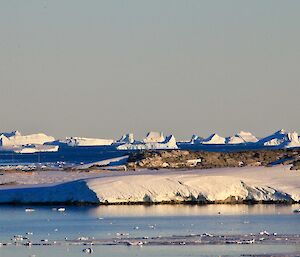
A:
[62, 137, 114, 146]
[285, 131, 300, 148]
[117, 133, 134, 144]
[0, 130, 21, 138]
[258, 129, 300, 148]
[190, 135, 204, 144]
[143, 131, 165, 143]
[226, 131, 258, 144]
[0, 131, 55, 147]
[117, 135, 178, 150]
[202, 133, 226, 144]
[237, 131, 258, 143]
[13, 145, 59, 154]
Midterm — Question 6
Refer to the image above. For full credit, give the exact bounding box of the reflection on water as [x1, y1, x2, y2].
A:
[89, 204, 300, 217]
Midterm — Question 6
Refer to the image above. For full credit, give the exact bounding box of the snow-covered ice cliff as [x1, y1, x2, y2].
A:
[0, 166, 299, 204]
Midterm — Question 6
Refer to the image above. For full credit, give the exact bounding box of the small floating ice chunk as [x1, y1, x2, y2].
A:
[126, 241, 143, 246]
[77, 237, 89, 241]
[82, 248, 93, 254]
[259, 230, 270, 236]
[24, 241, 32, 247]
[57, 208, 66, 212]
[25, 208, 35, 212]
[12, 235, 24, 241]
[202, 233, 214, 237]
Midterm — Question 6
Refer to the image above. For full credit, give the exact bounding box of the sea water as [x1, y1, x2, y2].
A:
[0, 204, 299, 257]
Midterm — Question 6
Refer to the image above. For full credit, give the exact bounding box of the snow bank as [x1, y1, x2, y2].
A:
[87, 166, 300, 203]
[62, 137, 114, 146]
[0, 180, 99, 204]
[75, 156, 129, 170]
[0, 166, 299, 204]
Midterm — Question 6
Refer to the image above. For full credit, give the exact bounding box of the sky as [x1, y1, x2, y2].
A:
[0, 0, 299, 140]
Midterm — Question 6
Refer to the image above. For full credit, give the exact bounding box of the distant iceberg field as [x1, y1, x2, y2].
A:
[1, 129, 300, 154]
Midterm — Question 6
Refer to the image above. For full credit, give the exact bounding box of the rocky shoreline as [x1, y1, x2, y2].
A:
[126, 149, 300, 170]
[3, 233, 300, 247]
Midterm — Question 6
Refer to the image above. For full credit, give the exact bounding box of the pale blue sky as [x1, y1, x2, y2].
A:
[0, 1, 299, 140]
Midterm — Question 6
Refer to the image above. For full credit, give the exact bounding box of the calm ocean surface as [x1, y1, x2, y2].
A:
[0, 204, 299, 257]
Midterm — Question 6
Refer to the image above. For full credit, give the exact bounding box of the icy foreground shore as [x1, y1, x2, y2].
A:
[0, 166, 299, 204]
